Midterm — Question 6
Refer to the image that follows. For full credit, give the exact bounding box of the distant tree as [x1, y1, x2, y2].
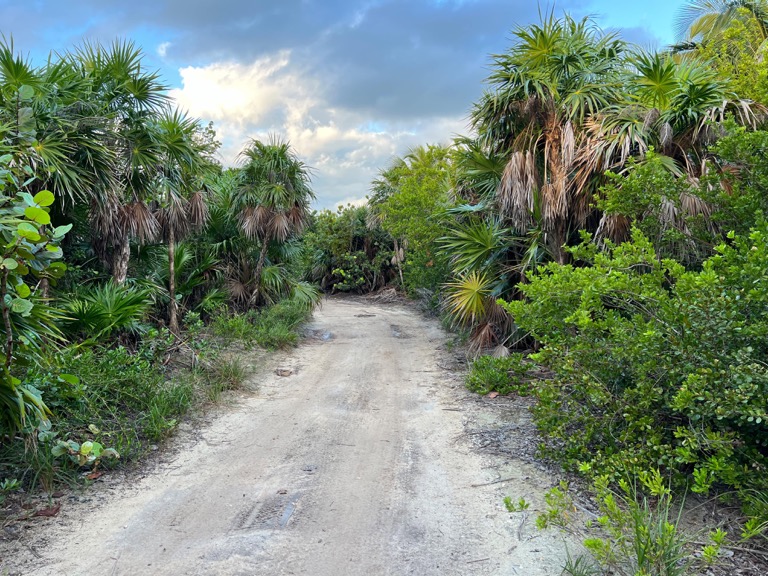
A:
[371, 144, 454, 294]
[235, 137, 314, 306]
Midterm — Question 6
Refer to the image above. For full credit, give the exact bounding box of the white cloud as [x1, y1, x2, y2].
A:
[157, 41, 171, 58]
[169, 51, 468, 209]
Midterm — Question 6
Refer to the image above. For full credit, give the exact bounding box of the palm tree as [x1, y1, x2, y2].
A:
[68, 41, 170, 284]
[471, 13, 627, 264]
[235, 137, 314, 306]
[153, 108, 214, 333]
[0, 39, 114, 207]
[579, 51, 761, 243]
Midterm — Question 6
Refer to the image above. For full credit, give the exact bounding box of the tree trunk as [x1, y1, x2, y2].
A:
[253, 235, 270, 307]
[393, 238, 405, 290]
[168, 226, 179, 335]
[112, 238, 130, 285]
[2, 269, 12, 369]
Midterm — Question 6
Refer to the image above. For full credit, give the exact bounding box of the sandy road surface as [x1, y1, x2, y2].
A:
[2, 298, 575, 575]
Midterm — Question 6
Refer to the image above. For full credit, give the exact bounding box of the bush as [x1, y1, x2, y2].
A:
[501, 226, 768, 499]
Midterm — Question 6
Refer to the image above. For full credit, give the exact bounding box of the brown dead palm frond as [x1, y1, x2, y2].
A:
[595, 212, 632, 245]
[498, 151, 538, 230]
[122, 201, 159, 244]
[485, 299, 516, 336]
[286, 203, 308, 232]
[680, 190, 713, 219]
[158, 194, 190, 240]
[643, 108, 660, 131]
[269, 211, 291, 242]
[561, 120, 576, 167]
[659, 122, 673, 154]
[239, 205, 271, 239]
[188, 190, 209, 231]
[225, 257, 256, 306]
[468, 321, 498, 356]
[90, 194, 122, 259]
[658, 196, 688, 237]
[491, 344, 511, 358]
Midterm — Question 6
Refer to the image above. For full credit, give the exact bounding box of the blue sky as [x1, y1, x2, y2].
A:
[0, 0, 683, 208]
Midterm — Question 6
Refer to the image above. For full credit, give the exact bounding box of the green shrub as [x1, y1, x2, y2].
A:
[501, 225, 768, 499]
[465, 353, 534, 396]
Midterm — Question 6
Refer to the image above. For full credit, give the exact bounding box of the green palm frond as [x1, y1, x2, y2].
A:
[439, 220, 510, 273]
[290, 281, 322, 311]
[444, 271, 493, 326]
[61, 281, 152, 340]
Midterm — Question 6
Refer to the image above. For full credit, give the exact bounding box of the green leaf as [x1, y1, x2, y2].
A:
[15, 283, 30, 298]
[59, 373, 80, 386]
[24, 206, 51, 225]
[32, 190, 55, 207]
[48, 262, 66, 278]
[2, 258, 17, 270]
[52, 224, 73, 238]
[51, 443, 69, 457]
[17, 85, 34, 101]
[10, 298, 33, 315]
[80, 441, 94, 456]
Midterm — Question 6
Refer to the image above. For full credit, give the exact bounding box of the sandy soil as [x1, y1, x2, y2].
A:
[1, 297, 579, 575]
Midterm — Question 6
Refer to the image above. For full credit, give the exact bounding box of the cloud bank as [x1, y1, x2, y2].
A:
[1, 0, 677, 208]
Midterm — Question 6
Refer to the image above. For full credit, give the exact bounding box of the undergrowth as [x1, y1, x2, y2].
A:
[0, 298, 311, 497]
[211, 297, 313, 349]
[465, 353, 535, 396]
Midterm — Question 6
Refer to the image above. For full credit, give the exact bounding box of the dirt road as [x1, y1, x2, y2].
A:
[2, 298, 576, 575]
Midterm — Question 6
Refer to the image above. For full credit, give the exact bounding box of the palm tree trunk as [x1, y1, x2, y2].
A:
[253, 235, 270, 306]
[112, 239, 130, 285]
[168, 226, 179, 334]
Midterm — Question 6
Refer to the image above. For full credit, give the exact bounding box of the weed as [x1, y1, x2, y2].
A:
[465, 353, 535, 396]
[504, 496, 530, 512]
[536, 481, 576, 529]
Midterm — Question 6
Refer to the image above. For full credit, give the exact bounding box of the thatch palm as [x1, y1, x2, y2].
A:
[471, 14, 626, 264]
[236, 137, 314, 305]
[0, 40, 114, 205]
[579, 51, 761, 242]
[153, 109, 213, 333]
[68, 41, 170, 283]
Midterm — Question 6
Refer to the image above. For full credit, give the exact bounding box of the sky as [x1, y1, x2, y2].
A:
[0, 0, 681, 209]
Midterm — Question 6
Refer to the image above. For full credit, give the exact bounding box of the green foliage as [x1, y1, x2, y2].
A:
[465, 354, 534, 396]
[503, 496, 530, 512]
[50, 437, 119, 468]
[60, 281, 152, 341]
[598, 154, 710, 265]
[536, 481, 576, 530]
[373, 145, 455, 294]
[694, 9, 768, 104]
[300, 205, 393, 293]
[580, 475, 691, 576]
[0, 156, 70, 437]
[500, 225, 768, 498]
[211, 296, 313, 350]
